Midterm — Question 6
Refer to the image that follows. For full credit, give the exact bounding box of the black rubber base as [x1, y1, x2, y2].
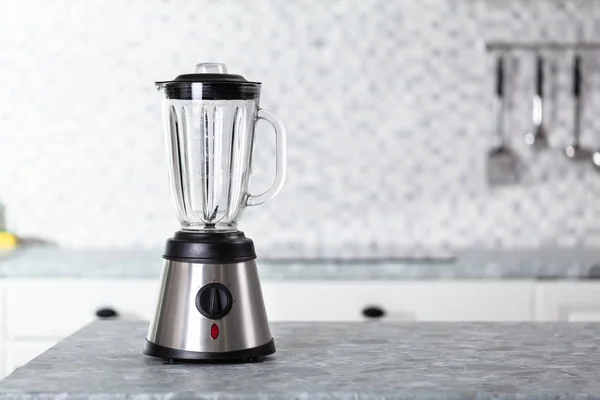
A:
[143, 338, 275, 362]
[163, 230, 256, 264]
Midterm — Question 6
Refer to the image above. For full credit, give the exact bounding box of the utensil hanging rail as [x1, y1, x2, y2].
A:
[485, 41, 600, 52]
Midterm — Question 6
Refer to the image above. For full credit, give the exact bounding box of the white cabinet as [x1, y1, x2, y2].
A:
[535, 282, 600, 321]
[3, 277, 600, 379]
[262, 281, 534, 321]
[0, 279, 536, 378]
[8, 277, 600, 379]
[0, 279, 158, 379]
[5, 279, 158, 339]
[0, 282, 4, 378]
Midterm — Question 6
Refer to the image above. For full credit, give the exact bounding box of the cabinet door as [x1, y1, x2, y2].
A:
[3, 340, 58, 377]
[5, 279, 158, 339]
[535, 282, 600, 321]
[0, 282, 4, 379]
[261, 281, 533, 322]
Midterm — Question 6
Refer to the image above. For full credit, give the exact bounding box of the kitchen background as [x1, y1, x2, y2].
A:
[3, 0, 600, 379]
[2, 0, 600, 254]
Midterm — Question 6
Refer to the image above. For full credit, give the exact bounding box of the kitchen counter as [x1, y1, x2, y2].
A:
[0, 247, 600, 279]
[1, 320, 600, 399]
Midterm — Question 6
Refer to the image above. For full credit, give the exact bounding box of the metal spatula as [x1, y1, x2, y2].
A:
[487, 55, 520, 186]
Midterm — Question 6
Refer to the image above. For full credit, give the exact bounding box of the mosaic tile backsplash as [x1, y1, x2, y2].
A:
[2, 0, 600, 254]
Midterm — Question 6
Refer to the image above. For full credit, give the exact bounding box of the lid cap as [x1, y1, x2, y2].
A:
[195, 63, 227, 74]
[156, 63, 261, 100]
[157, 62, 258, 84]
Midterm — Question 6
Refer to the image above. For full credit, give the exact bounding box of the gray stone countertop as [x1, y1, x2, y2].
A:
[2, 320, 600, 399]
[1, 247, 600, 280]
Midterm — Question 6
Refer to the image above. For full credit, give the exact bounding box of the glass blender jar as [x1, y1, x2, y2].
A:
[157, 63, 286, 231]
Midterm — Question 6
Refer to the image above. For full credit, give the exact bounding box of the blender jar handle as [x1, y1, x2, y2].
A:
[245, 109, 287, 207]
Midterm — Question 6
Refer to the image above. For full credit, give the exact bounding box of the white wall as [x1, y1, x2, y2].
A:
[1, 0, 600, 253]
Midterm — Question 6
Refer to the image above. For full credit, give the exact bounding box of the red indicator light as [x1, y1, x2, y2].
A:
[210, 323, 219, 339]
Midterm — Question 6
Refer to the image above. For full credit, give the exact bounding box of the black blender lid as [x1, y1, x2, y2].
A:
[156, 63, 260, 85]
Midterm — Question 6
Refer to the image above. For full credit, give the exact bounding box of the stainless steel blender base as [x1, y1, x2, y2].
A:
[145, 259, 275, 361]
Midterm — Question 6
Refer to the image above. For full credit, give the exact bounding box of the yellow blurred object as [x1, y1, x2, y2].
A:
[0, 232, 18, 249]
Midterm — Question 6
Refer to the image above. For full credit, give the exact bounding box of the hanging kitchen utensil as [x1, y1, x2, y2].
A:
[525, 55, 549, 149]
[487, 55, 520, 186]
[565, 54, 591, 161]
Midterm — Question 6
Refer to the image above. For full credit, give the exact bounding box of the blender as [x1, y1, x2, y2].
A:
[144, 63, 286, 361]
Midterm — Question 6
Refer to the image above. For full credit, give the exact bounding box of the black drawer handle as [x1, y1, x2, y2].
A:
[362, 306, 386, 319]
[96, 308, 119, 319]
